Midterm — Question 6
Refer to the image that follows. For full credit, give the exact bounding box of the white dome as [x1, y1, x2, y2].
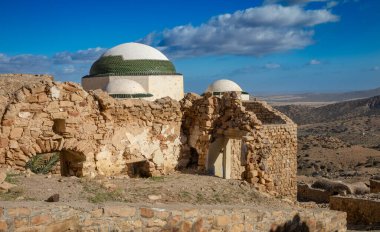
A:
[102, 42, 169, 61]
[206, 79, 243, 93]
[106, 79, 147, 95]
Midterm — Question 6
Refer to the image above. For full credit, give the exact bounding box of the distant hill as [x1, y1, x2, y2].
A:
[259, 87, 380, 105]
[276, 95, 380, 125]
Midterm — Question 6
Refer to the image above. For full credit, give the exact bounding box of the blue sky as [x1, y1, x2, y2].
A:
[0, 0, 379, 95]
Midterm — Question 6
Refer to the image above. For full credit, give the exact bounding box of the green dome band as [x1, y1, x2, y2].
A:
[88, 56, 177, 77]
[109, 93, 153, 99]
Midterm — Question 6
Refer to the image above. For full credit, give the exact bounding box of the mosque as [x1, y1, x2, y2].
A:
[82, 42, 250, 101]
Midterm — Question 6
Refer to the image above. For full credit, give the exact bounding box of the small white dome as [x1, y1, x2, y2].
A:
[106, 79, 147, 95]
[206, 79, 243, 93]
[102, 42, 169, 61]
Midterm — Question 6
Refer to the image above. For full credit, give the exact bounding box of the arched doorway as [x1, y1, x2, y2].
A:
[60, 150, 86, 177]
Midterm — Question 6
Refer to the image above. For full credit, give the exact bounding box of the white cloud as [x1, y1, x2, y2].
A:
[0, 53, 9, 62]
[0, 48, 105, 81]
[264, 63, 281, 69]
[265, 0, 347, 8]
[62, 65, 76, 74]
[309, 59, 321, 65]
[141, 5, 339, 58]
[53, 47, 105, 64]
[326, 1, 339, 8]
[264, 0, 327, 5]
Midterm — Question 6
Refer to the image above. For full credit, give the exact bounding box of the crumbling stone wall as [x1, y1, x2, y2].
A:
[0, 77, 297, 198]
[0, 80, 182, 177]
[330, 195, 380, 225]
[243, 101, 290, 124]
[370, 179, 380, 193]
[260, 125, 297, 197]
[0, 202, 347, 232]
[0, 74, 53, 120]
[180, 92, 297, 198]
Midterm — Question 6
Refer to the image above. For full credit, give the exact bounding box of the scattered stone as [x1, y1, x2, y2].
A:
[148, 194, 162, 201]
[0, 181, 17, 192]
[102, 182, 117, 191]
[46, 194, 60, 202]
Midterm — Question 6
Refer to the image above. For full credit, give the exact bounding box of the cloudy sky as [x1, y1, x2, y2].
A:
[0, 0, 379, 95]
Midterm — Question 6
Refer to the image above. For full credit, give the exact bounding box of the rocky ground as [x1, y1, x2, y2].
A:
[297, 135, 380, 181]
[0, 172, 285, 207]
[275, 97, 380, 183]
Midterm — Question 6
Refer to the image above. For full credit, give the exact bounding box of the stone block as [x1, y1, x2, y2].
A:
[51, 112, 68, 119]
[230, 224, 244, 232]
[166, 215, 182, 228]
[31, 214, 51, 226]
[14, 217, 29, 228]
[0, 138, 8, 148]
[9, 128, 23, 139]
[60, 101, 74, 107]
[145, 218, 166, 228]
[8, 208, 31, 217]
[214, 215, 230, 227]
[177, 220, 192, 232]
[184, 209, 198, 218]
[103, 206, 136, 218]
[44, 217, 79, 232]
[71, 94, 83, 102]
[38, 94, 49, 103]
[140, 208, 155, 218]
[0, 220, 7, 232]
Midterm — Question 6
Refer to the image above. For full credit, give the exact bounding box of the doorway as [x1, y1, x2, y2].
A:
[207, 138, 232, 179]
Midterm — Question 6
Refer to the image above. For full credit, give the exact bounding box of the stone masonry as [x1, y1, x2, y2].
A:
[0, 76, 297, 199]
[0, 202, 346, 232]
[181, 92, 297, 198]
[0, 80, 183, 178]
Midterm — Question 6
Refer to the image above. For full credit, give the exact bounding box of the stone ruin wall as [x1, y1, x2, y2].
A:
[0, 80, 183, 178]
[244, 101, 297, 198]
[0, 78, 297, 199]
[0, 202, 347, 232]
[330, 195, 380, 225]
[0, 74, 53, 119]
[180, 92, 297, 199]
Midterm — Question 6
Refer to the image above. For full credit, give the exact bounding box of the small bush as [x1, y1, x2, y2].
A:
[25, 152, 60, 174]
[5, 173, 19, 184]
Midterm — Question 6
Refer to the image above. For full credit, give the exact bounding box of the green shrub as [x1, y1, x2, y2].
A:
[25, 152, 60, 174]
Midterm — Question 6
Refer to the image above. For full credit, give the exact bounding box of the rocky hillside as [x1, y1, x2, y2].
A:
[275, 95, 380, 181]
[276, 95, 380, 125]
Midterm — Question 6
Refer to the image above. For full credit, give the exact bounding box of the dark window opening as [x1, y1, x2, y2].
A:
[53, 119, 66, 134]
[127, 160, 151, 177]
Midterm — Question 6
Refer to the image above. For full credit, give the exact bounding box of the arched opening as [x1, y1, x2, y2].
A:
[60, 150, 85, 177]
